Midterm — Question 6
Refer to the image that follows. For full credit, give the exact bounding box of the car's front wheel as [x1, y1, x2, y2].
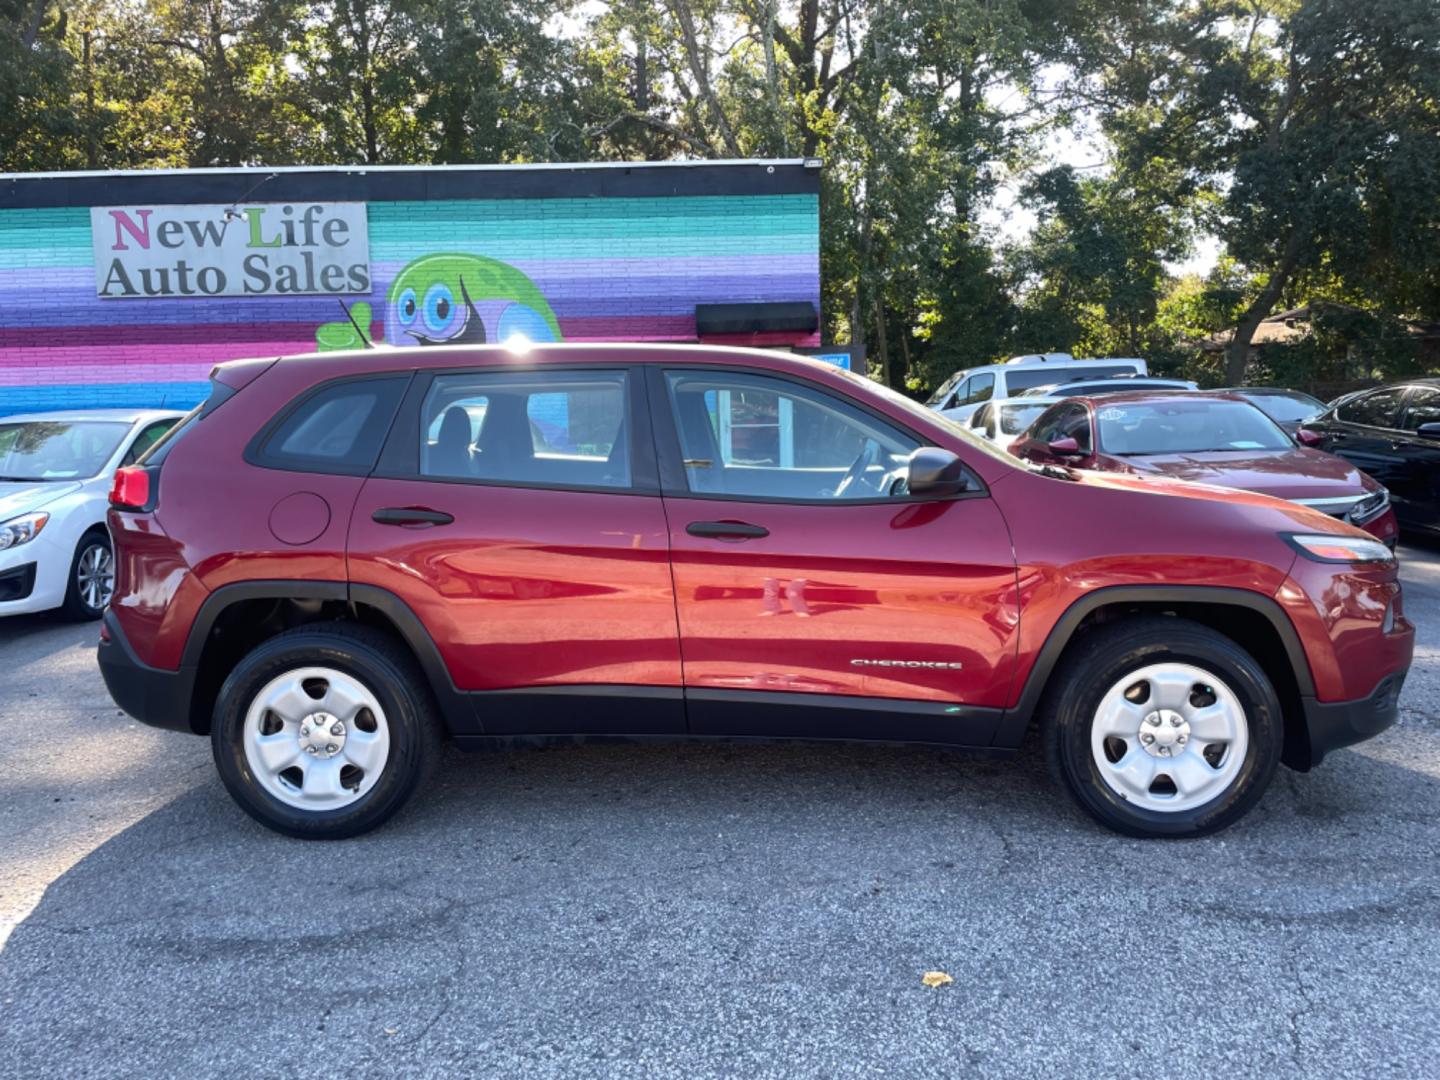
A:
[60, 529, 114, 621]
[1042, 616, 1283, 838]
[211, 623, 441, 839]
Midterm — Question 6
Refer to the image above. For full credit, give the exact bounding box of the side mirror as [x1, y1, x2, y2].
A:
[1295, 428, 1323, 447]
[1047, 436, 1084, 457]
[908, 447, 971, 497]
[1418, 423, 1440, 441]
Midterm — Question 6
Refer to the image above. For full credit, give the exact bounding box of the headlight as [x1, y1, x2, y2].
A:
[1284, 532, 1395, 564]
[0, 511, 49, 551]
[1348, 489, 1390, 525]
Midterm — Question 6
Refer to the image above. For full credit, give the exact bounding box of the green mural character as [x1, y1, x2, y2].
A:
[316, 253, 562, 351]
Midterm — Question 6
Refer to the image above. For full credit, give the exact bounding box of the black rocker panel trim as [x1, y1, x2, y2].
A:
[686, 688, 1004, 746]
[470, 685, 686, 736]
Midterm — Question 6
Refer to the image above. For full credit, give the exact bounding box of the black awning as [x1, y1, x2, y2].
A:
[695, 301, 818, 335]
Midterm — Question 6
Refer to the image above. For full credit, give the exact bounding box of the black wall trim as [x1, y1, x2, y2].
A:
[696, 301, 818, 335]
[0, 162, 819, 210]
[992, 584, 1314, 748]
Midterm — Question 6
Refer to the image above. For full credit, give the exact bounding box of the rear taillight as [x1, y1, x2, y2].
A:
[109, 465, 156, 511]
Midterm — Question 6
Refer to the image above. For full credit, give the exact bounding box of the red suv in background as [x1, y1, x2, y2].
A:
[1010, 391, 1399, 546]
[99, 346, 1412, 840]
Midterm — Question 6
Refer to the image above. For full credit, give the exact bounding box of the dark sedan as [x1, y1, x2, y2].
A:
[1301, 379, 1440, 536]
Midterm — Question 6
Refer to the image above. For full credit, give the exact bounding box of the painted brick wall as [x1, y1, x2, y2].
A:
[0, 179, 821, 417]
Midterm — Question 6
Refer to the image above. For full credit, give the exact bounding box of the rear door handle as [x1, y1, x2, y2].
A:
[372, 507, 454, 527]
[686, 520, 769, 540]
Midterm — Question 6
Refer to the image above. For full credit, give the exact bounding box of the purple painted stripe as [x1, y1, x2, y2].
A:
[0, 285, 823, 328]
[0, 310, 784, 383]
[0, 260, 823, 328]
[0, 254, 819, 292]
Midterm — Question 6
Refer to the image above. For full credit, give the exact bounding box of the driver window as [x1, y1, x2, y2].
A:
[665, 370, 921, 501]
[1059, 405, 1093, 453]
[965, 373, 995, 405]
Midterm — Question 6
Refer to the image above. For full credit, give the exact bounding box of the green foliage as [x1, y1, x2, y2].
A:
[0, 0, 1435, 396]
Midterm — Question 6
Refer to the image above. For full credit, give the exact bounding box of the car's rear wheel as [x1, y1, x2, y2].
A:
[60, 530, 114, 621]
[211, 623, 441, 839]
[1042, 616, 1282, 838]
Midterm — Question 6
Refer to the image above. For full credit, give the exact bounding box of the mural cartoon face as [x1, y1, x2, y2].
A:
[387, 254, 561, 346]
[315, 253, 562, 352]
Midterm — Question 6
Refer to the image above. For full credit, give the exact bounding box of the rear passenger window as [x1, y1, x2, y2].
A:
[255, 376, 408, 474]
[1337, 387, 1406, 429]
[419, 370, 630, 489]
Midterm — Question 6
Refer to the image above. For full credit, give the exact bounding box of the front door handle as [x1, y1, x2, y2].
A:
[686, 520, 769, 541]
[372, 506, 454, 527]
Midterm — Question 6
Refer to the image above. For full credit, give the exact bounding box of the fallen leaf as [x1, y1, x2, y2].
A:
[921, 971, 953, 988]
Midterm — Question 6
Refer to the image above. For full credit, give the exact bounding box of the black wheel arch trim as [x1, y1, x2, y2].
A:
[179, 579, 477, 735]
[992, 584, 1315, 749]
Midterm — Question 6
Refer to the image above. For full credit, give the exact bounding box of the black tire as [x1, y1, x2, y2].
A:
[59, 529, 113, 622]
[1040, 616, 1282, 838]
[211, 622, 442, 839]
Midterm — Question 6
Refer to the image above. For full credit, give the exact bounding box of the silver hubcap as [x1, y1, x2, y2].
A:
[242, 667, 390, 811]
[1090, 662, 1248, 813]
[77, 543, 113, 611]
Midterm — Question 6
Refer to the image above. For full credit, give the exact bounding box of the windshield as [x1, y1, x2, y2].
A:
[1239, 391, 1324, 424]
[1095, 400, 1293, 455]
[926, 370, 965, 405]
[1004, 364, 1142, 392]
[1000, 403, 1051, 434]
[0, 420, 131, 480]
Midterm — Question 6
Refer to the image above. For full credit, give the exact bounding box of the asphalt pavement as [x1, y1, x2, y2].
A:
[1, 545, 1439, 1078]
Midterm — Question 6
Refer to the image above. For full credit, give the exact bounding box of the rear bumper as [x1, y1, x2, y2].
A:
[1293, 669, 1407, 771]
[98, 608, 197, 734]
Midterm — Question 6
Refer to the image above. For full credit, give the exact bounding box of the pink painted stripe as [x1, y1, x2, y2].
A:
[0, 341, 314, 385]
[0, 315, 821, 386]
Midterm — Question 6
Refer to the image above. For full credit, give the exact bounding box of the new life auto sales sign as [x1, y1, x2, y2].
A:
[91, 203, 371, 298]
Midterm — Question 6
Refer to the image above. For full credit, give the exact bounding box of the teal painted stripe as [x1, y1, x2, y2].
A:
[368, 218, 817, 243]
[0, 194, 818, 265]
[0, 246, 94, 268]
[0, 231, 818, 269]
[370, 234, 815, 260]
[368, 194, 818, 220]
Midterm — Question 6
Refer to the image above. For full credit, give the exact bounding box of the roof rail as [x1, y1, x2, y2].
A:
[1004, 352, 1075, 365]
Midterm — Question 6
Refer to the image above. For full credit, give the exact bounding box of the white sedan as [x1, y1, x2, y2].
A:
[947, 396, 1064, 452]
[0, 408, 184, 620]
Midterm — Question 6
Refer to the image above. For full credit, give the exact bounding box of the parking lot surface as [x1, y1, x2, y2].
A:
[1, 547, 1439, 1078]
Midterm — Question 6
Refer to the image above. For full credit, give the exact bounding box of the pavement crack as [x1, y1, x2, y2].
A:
[1285, 954, 1316, 1066]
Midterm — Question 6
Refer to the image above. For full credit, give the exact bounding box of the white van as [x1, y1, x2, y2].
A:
[926, 353, 1148, 423]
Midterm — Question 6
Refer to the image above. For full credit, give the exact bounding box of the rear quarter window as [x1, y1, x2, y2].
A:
[249, 376, 409, 475]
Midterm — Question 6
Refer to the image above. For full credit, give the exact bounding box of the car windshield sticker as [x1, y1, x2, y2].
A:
[1098, 408, 1126, 421]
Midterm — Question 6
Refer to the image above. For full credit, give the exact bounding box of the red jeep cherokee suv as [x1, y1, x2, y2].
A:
[99, 345, 1412, 840]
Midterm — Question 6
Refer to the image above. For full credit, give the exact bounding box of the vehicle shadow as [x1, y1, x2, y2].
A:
[2, 733, 1439, 1075]
[0, 610, 80, 646]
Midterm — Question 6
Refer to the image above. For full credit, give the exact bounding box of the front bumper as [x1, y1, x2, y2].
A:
[1292, 668, 1407, 771]
[98, 608, 198, 734]
[0, 528, 69, 616]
